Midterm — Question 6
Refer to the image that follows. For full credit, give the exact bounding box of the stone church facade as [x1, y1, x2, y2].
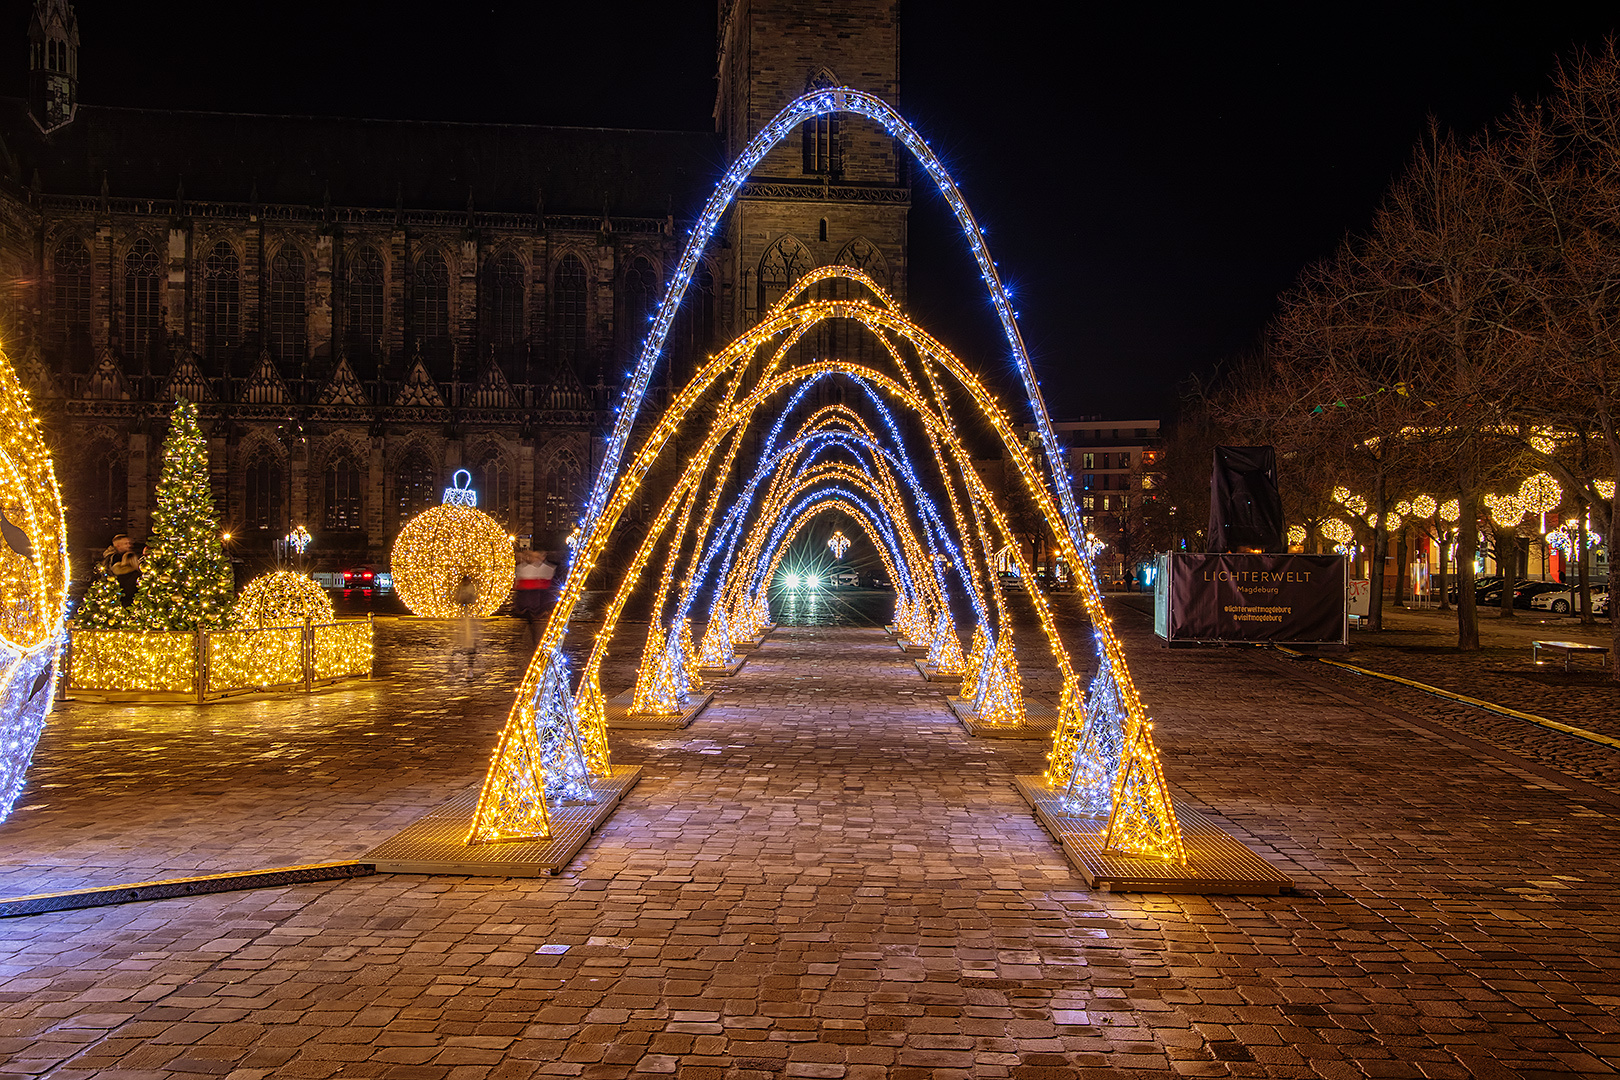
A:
[0, 0, 908, 572]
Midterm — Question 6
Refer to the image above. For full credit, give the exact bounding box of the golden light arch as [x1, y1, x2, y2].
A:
[466, 275, 1186, 864]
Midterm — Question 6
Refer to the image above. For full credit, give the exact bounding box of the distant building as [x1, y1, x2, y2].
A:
[1057, 418, 1162, 582]
[0, 0, 906, 569]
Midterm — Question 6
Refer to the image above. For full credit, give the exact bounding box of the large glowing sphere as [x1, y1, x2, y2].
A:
[391, 504, 515, 619]
[234, 570, 336, 627]
[0, 344, 68, 823]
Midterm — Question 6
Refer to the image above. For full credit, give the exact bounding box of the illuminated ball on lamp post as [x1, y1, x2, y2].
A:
[234, 570, 336, 627]
[391, 472, 516, 619]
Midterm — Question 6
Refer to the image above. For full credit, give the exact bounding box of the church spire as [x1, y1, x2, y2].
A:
[27, 0, 79, 133]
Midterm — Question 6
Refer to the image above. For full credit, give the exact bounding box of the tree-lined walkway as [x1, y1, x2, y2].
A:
[0, 613, 1617, 1077]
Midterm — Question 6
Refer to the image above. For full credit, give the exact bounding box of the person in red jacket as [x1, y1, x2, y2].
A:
[513, 549, 556, 649]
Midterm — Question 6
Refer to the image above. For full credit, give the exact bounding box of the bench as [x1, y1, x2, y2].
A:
[1532, 639, 1612, 672]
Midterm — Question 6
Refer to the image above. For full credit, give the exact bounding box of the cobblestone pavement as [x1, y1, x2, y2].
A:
[1, 607, 1618, 1078]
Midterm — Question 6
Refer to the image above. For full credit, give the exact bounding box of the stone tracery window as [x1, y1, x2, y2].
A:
[244, 451, 284, 532]
[539, 445, 583, 534]
[551, 254, 589, 376]
[471, 446, 512, 526]
[346, 246, 386, 363]
[619, 256, 658, 362]
[122, 238, 162, 362]
[672, 262, 717, 382]
[323, 453, 364, 531]
[394, 448, 436, 524]
[483, 250, 525, 367]
[412, 250, 452, 373]
[802, 116, 841, 176]
[267, 246, 308, 368]
[53, 239, 93, 372]
[201, 241, 241, 366]
[757, 236, 812, 319]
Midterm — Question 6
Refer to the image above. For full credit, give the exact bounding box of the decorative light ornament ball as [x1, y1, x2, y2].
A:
[392, 475, 515, 619]
[1286, 524, 1306, 547]
[1412, 495, 1437, 519]
[1518, 472, 1562, 514]
[1320, 518, 1354, 545]
[1439, 499, 1460, 524]
[234, 571, 335, 627]
[0, 343, 69, 823]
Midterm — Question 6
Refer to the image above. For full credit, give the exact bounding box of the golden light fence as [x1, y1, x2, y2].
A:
[67, 617, 373, 702]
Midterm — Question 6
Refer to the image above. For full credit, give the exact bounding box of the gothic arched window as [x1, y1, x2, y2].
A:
[122, 238, 161, 363]
[53, 239, 92, 372]
[619, 255, 657, 360]
[394, 449, 436, 524]
[802, 116, 841, 176]
[412, 250, 451, 371]
[346, 246, 386, 364]
[482, 250, 525, 363]
[551, 254, 589, 376]
[757, 236, 811, 318]
[539, 446, 582, 534]
[267, 246, 308, 367]
[323, 453, 364, 530]
[201, 241, 241, 366]
[244, 452, 285, 533]
[672, 262, 716, 383]
[471, 446, 512, 526]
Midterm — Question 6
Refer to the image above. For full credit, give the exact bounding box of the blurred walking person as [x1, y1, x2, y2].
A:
[512, 549, 555, 650]
[450, 573, 481, 680]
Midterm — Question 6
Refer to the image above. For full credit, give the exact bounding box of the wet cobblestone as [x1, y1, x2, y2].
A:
[0, 603, 1615, 1077]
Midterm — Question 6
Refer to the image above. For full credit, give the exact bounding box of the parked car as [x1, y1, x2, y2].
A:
[1511, 581, 1568, 609]
[1530, 586, 1609, 615]
[1596, 591, 1611, 617]
[1447, 576, 1506, 604]
[339, 564, 378, 588]
[829, 568, 859, 588]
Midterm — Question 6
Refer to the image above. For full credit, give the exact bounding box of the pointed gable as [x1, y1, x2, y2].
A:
[84, 349, 129, 401]
[16, 342, 58, 397]
[241, 349, 292, 404]
[393, 357, 446, 408]
[163, 352, 215, 402]
[471, 357, 519, 409]
[318, 355, 369, 407]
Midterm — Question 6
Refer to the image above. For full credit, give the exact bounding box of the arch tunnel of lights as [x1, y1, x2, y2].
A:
[463, 88, 1187, 866]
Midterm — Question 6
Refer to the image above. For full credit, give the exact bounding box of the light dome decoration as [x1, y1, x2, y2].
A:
[391, 474, 515, 619]
[234, 571, 335, 627]
[0, 342, 68, 823]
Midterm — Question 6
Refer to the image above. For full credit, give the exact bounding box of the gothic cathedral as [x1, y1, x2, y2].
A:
[0, 0, 905, 571]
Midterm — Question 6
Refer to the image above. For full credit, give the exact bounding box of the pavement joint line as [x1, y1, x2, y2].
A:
[1274, 645, 1620, 751]
[0, 860, 375, 918]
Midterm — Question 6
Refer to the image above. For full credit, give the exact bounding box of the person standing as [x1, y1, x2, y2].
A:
[450, 573, 481, 680]
[513, 549, 556, 649]
[101, 534, 141, 605]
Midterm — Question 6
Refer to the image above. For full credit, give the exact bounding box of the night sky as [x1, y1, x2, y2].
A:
[10, 2, 1620, 421]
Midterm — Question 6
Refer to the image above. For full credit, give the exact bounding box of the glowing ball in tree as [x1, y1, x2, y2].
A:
[0, 342, 69, 822]
[234, 571, 335, 627]
[391, 471, 515, 618]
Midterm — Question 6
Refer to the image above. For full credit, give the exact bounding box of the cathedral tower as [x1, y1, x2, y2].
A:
[715, 0, 907, 329]
[27, 0, 79, 132]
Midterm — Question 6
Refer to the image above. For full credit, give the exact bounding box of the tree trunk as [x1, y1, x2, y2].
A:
[1394, 529, 1409, 608]
[1497, 529, 1515, 619]
[1369, 472, 1387, 630]
[1437, 528, 1450, 613]
[1457, 495, 1480, 650]
[1577, 512, 1592, 625]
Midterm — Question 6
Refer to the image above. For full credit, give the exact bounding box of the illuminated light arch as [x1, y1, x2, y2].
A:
[465, 83, 1186, 862]
[472, 343, 1178, 859]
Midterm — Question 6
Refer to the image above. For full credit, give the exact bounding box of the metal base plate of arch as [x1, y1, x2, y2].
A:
[731, 627, 775, 652]
[605, 690, 715, 730]
[699, 656, 747, 677]
[947, 697, 1059, 740]
[913, 659, 962, 684]
[1013, 775, 1293, 894]
[363, 766, 643, 877]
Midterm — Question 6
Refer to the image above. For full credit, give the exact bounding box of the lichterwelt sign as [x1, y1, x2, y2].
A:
[1154, 553, 1347, 645]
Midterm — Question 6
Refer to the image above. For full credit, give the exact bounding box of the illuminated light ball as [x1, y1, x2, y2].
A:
[234, 571, 335, 627]
[1598, 479, 1616, 501]
[1412, 495, 1437, 518]
[1518, 472, 1562, 514]
[391, 504, 516, 619]
[1439, 499, 1460, 524]
[1287, 525, 1306, 547]
[1530, 434, 1557, 455]
[1320, 518, 1354, 545]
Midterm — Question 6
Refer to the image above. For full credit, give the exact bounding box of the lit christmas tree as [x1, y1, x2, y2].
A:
[131, 400, 236, 631]
[74, 571, 129, 629]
